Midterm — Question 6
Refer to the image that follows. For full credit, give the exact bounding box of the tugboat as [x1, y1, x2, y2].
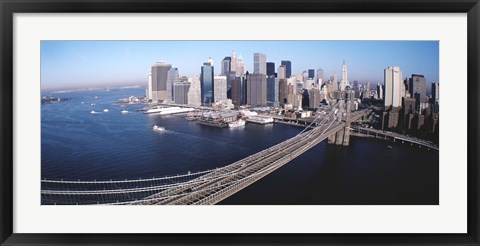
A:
[228, 119, 246, 128]
[152, 125, 165, 132]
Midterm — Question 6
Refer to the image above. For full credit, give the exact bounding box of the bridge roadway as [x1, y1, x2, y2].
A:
[351, 126, 438, 151]
[134, 109, 369, 205]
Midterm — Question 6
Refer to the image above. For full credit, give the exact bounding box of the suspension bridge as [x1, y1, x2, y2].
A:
[41, 98, 371, 205]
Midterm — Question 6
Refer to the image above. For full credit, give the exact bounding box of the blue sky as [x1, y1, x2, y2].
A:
[41, 41, 439, 90]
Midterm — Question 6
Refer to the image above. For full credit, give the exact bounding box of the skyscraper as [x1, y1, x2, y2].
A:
[277, 65, 286, 79]
[254, 52, 266, 75]
[308, 69, 315, 79]
[409, 74, 427, 104]
[341, 60, 349, 91]
[231, 77, 246, 107]
[221, 57, 231, 76]
[174, 81, 190, 105]
[377, 83, 383, 100]
[266, 62, 275, 77]
[332, 73, 338, 92]
[166, 67, 179, 102]
[279, 79, 288, 106]
[246, 73, 267, 106]
[281, 60, 291, 78]
[431, 82, 439, 104]
[200, 60, 214, 105]
[230, 50, 238, 75]
[214, 76, 227, 102]
[316, 68, 324, 84]
[151, 61, 172, 102]
[187, 76, 201, 107]
[384, 66, 403, 108]
[266, 75, 279, 107]
[236, 54, 246, 77]
[147, 73, 152, 100]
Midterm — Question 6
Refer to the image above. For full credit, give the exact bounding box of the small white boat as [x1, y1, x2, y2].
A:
[81, 101, 84, 104]
[90, 103, 95, 106]
[121, 110, 129, 114]
[229, 119, 246, 128]
[103, 109, 109, 112]
[90, 110, 98, 114]
[153, 125, 165, 132]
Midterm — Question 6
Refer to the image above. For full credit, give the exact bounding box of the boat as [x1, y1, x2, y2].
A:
[90, 110, 98, 114]
[121, 110, 129, 114]
[152, 125, 165, 132]
[228, 119, 246, 128]
[144, 107, 195, 115]
[387, 145, 393, 149]
[103, 109, 109, 112]
[246, 115, 274, 124]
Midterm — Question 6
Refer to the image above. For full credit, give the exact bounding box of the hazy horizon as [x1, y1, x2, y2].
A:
[41, 40, 439, 91]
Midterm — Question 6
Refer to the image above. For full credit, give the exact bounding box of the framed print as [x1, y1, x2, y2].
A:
[1, 0, 479, 245]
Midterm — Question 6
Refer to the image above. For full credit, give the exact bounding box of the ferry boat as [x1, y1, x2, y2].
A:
[246, 115, 274, 124]
[121, 110, 129, 114]
[228, 119, 246, 128]
[144, 107, 195, 115]
[152, 125, 165, 132]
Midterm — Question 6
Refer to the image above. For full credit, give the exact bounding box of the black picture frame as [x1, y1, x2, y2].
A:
[1, 0, 479, 245]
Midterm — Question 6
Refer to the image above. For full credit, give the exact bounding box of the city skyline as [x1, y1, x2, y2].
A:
[41, 41, 439, 90]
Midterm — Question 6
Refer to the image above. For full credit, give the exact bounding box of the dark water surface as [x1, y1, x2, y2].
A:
[42, 88, 438, 205]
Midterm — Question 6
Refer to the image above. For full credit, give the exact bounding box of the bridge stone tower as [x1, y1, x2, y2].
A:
[328, 90, 354, 146]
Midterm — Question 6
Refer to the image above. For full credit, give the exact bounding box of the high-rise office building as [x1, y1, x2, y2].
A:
[316, 68, 324, 84]
[214, 76, 227, 102]
[254, 52, 266, 75]
[308, 88, 322, 109]
[281, 60, 292, 78]
[236, 54, 246, 77]
[231, 50, 238, 75]
[409, 74, 427, 104]
[352, 80, 360, 98]
[221, 57, 231, 76]
[151, 61, 172, 102]
[279, 79, 288, 106]
[147, 73, 152, 99]
[231, 77, 246, 107]
[277, 65, 286, 79]
[246, 73, 267, 106]
[377, 83, 383, 100]
[431, 82, 439, 104]
[308, 69, 315, 79]
[266, 62, 275, 77]
[200, 60, 214, 105]
[166, 67, 179, 102]
[366, 81, 371, 98]
[174, 81, 190, 105]
[341, 60, 349, 91]
[332, 73, 338, 92]
[266, 75, 279, 107]
[384, 66, 403, 108]
[187, 76, 201, 107]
